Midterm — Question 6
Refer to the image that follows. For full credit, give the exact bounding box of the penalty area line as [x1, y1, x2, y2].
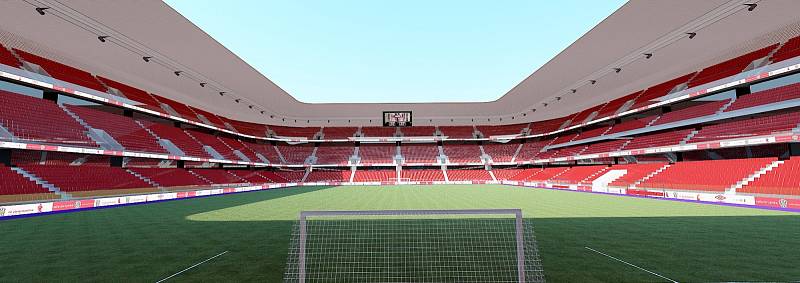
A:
[585, 246, 678, 283]
[155, 250, 229, 283]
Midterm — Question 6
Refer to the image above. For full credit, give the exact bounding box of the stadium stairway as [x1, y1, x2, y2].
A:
[729, 160, 783, 193]
[10, 166, 71, 199]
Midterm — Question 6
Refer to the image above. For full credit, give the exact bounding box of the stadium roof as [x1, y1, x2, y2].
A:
[1, 0, 799, 126]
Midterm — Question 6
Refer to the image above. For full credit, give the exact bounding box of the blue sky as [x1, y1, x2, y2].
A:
[166, 0, 626, 103]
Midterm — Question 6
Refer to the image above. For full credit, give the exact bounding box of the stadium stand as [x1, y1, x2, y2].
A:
[146, 124, 213, 158]
[402, 169, 445, 181]
[400, 126, 436, 136]
[400, 144, 440, 163]
[358, 144, 396, 164]
[13, 49, 107, 92]
[770, 35, 800, 63]
[0, 44, 22, 67]
[322, 127, 357, 139]
[483, 143, 520, 162]
[638, 158, 775, 192]
[548, 165, 609, 184]
[651, 100, 730, 126]
[688, 45, 778, 88]
[740, 157, 800, 195]
[0, 90, 97, 147]
[353, 169, 394, 182]
[305, 170, 350, 182]
[688, 112, 800, 143]
[442, 144, 483, 163]
[361, 127, 397, 137]
[276, 144, 314, 164]
[21, 165, 154, 196]
[724, 82, 800, 112]
[188, 169, 248, 185]
[315, 144, 355, 164]
[446, 169, 492, 181]
[439, 126, 475, 138]
[66, 105, 168, 153]
[129, 168, 210, 187]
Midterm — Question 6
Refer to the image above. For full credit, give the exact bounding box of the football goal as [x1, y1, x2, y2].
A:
[283, 209, 545, 283]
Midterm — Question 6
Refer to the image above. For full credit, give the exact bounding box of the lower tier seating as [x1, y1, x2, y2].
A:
[353, 170, 395, 182]
[402, 169, 445, 181]
[740, 157, 800, 196]
[638, 158, 775, 192]
[446, 169, 492, 181]
[22, 165, 150, 193]
[129, 168, 210, 187]
[305, 170, 350, 182]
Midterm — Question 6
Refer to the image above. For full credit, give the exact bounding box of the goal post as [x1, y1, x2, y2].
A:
[283, 209, 545, 283]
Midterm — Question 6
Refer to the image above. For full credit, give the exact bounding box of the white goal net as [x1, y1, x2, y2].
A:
[283, 209, 545, 283]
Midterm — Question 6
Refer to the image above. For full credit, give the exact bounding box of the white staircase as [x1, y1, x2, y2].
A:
[680, 130, 699, 145]
[591, 169, 629, 192]
[488, 170, 497, 181]
[273, 145, 288, 164]
[729, 160, 783, 193]
[126, 169, 160, 188]
[645, 115, 662, 127]
[11, 167, 71, 199]
[510, 143, 524, 162]
[716, 98, 737, 114]
[631, 164, 671, 189]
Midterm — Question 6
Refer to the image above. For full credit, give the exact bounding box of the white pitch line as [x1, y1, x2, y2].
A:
[585, 246, 678, 283]
[155, 250, 229, 283]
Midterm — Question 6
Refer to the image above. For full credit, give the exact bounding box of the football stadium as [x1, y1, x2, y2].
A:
[1, 1, 800, 282]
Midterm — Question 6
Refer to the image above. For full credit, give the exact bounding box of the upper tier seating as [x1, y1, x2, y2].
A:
[359, 144, 396, 164]
[770, 35, 800, 63]
[446, 169, 492, 181]
[538, 145, 586, 159]
[652, 100, 729, 126]
[443, 144, 483, 163]
[439, 126, 475, 138]
[186, 130, 242, 161]
[0, 44, 21, 67]
[402, 169, 445, 181]
[740, 157, 800, 195]
[400, 126, 436, 136]
[13, 49, 107, 92]
[22, 165, 150, 192]
[305, 170, 350, 182]
[483, 143, 520, 163]
[576, 125, 612, 140]
[0, 164, 50, 196]
[688, 44, 778, 88]
[190, 107, 229, 129]
[624, 129, 693, 150]
[400, 144, 439, 163]
[582, 139, 629, 155]
[689, 112, 800, 143]
[322, 127, 357, 139]
[277, 144, 314, 164]
[0, 90, 97, 147]
[146, 124, 212, 158]
[529, 117, 570, 135]
[361, 127, 397, 137]
[189, 169, 247, 184]
[226, 120, 268, 136]
[607, 163, 668, 187]
[241, 141, 280, 164]
[570, 105, 605, 126]
[221, 137, 262, 162]
[66, 105, 167, 153]
[152, 95, 201, 122]
[514, 141, 548, 161]
[269, 126, 319, 139]
[96, 76, 163, 111]
[595, 92, 640, 119]
[477, 123, 527, 137]
[638, 158, 775, 192]
[548, 165, 609, 184]
[353, 170, 394, 182]
[724, 82, 800, 112]
[148, 124, 212, 158]
[315, 144, 354, 164]
[129, 168, 209, 187]
[605, 116, 660, 135]
[630, 73, 696, 109]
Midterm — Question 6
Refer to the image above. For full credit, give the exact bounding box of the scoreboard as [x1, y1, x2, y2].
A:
[383, 111, 412, 127]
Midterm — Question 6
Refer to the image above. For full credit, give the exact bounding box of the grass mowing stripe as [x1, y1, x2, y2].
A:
[585, 246, 677, 283]
[155, 250, 229, 283]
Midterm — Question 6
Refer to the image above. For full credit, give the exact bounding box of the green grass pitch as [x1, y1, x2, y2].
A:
[1, 185, 799, 282]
